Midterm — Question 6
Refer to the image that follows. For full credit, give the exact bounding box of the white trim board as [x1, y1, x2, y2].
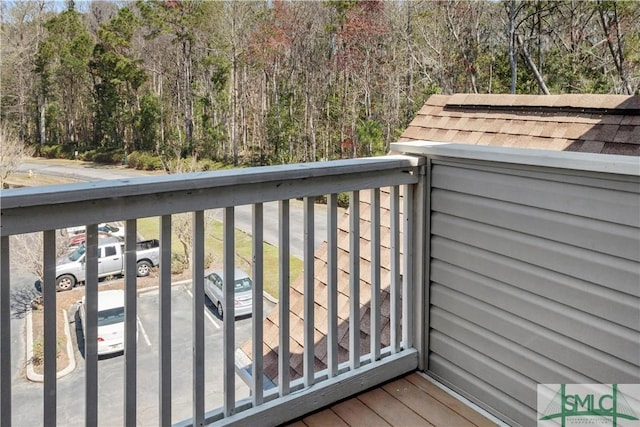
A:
[391, 141, 640, 177]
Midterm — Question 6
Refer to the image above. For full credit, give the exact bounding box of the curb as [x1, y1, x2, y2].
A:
[263, 291, 278, 304]
[26, 307, 76, 382]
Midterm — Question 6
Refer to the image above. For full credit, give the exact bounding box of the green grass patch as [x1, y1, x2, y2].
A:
[137, 216, 301, 299]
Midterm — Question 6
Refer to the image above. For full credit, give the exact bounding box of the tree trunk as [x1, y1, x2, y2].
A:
[508, 0, 517, 94]
[182, 40, 194, 147]
[517, 34, 550, 95]
[598, 1, 632, 95]
[39, 91, 46, 145]
[232, 54, 238, 165]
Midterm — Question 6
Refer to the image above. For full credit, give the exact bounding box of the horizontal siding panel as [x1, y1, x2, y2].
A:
[432, 213, 640, 296]
[427, 160, 640, 427]
[431, 283, 639, 383]
[431, 164, 640, 228]
[432, 159, 640, 193]
[431, 237, 640, 329]
[432, 260, 639, 365]
[431, 188, 640, 262]
[428, 354, 532, 427]
[430, 330, 534, 407]
[430, 307, 592, 384]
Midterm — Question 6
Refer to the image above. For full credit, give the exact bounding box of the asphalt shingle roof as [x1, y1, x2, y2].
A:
[400, 94, 640, 155]
[239, 94, 640, 385]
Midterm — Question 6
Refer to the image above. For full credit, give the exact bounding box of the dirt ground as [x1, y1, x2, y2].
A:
[4, 171, 79, 188]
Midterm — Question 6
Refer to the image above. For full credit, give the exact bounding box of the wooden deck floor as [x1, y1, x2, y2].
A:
[285, 372, 498, 427]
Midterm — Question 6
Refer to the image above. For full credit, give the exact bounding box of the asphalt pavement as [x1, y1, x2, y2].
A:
[10, 279, 274, 426]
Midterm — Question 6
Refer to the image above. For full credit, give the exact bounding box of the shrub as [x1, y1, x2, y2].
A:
[199, 159, 227, 171]
[39, 144, 62, 159]
[337, 192, 350, 208]
[142, 154, 163, 171]
[127, 151, 141, 169]
[38, 144, 76, 159]
[93, 150, 121, 164]
[136, 152, 155, 170]
[79, 149, 97, 161]
[312, 192, 350, 209]
[171, 253, 188, 274]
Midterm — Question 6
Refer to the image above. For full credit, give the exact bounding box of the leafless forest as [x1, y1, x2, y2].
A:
[1, 0, 638, 168]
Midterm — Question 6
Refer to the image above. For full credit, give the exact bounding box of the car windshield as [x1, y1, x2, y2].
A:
[68, 245, 86, 262]
[235, 277, 252, 293]
[97, 307, 125, 327]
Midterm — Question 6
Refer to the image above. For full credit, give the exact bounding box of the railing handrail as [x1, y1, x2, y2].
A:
[1, 155, 424, 236]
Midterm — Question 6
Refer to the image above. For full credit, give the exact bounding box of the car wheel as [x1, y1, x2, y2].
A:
[217, 302, 223, 319]
[136, 260, 152, 277]
[56, 275, 76, 291]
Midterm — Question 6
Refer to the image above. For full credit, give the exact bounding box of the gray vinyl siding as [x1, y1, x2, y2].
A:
[426, 160, 640, 427]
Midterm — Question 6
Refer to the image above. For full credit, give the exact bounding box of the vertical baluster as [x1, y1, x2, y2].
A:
[419, 162, 430, 371]
[349, 191, 360, 370]
[278, 200, 290, 396]
[223, 207, 235, 417]
[159, 215, 172, 427]
[326, 194, 338, 378]
[370, 189, 381, 361]
[124, 220, 137, 426]
[390, 186, 401, 353]
[192, 211, 205, 426]
[252, 204, 264, 406]
[85, 225, 99, 427]
[402, 185, 414, 350]
[43, 230, 57, 426]
[1, 236, 11, 426]
[303, 197, 315, 387]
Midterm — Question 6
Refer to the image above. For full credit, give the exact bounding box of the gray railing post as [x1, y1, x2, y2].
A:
[412, 163, 429, 371]
[1, 236, 11, 427]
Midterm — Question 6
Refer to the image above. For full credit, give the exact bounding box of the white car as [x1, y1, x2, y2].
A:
[204, 268, 253, 319]
[78, 290, 131, 356]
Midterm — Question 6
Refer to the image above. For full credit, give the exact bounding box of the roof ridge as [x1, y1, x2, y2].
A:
[446, 94, 639, 110]
[443, 104, 640, 116]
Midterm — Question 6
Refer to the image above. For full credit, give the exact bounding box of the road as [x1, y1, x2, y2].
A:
[16, 158, 335, 259]
[16, 159, 154, 181]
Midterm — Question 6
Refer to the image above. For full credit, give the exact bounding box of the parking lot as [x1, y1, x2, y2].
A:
[12, 281, 276, 426]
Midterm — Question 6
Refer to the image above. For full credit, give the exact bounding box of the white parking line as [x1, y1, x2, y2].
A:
[137, 317, 152, 346]
[183, 286, 221, 329]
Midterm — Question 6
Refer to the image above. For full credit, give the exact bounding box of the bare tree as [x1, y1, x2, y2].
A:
[10, 231, 71, 283]
[597, 0, 635, 95]
[172, 213, 193, 270]
[0, 122, 34, 188]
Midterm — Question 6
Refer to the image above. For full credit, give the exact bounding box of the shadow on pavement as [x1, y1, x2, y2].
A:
[10, 284, 41, 319]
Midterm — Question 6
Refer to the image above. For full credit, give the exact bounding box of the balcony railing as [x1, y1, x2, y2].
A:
[0, 155, 425, 426]
[3, 142, 638, 427]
